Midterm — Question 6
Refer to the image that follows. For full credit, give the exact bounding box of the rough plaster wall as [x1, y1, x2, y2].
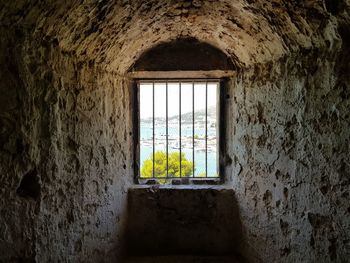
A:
[0, 29, 43, 261]
[0, 31, 134, 261]
[33, 55, 133, 262]
[0, 0, 349, 262]
[37, 58, 134, 261]
[226, 53, 350, 262]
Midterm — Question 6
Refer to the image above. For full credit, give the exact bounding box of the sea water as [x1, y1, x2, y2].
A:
[140, 125, 217, 177]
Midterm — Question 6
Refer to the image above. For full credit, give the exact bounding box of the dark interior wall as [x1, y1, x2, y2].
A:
[0, 0, 349, 262]
[0, 28, 42, 261]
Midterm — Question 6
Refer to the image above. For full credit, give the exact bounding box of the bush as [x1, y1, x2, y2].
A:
[141, 151, 193, 178]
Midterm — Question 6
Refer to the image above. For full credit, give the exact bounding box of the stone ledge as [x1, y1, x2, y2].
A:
[122, 255, 240, 263]
[129, 185, 233, 190]
[126, 187, 242, 256]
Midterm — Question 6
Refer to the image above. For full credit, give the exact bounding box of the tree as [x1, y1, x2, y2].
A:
[141, 151, 193, 178]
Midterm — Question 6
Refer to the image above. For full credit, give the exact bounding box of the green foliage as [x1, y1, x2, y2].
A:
[141, 151, 193, 178]
[195, 172, 219, 177]
[196, 172, 206, 177]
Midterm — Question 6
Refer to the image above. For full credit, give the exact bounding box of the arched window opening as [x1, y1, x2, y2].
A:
[129, 38, 235, 184]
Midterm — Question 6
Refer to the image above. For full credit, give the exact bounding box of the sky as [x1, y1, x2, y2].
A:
[140, 82, 218, 119]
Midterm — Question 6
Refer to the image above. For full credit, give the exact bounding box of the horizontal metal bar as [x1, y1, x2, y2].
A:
[137, 79, 221, 84]
[138, 177, 220, 180]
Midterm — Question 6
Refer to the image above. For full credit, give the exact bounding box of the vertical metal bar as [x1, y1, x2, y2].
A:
[137, 82, 140, 181]
[192, 81, 195, 177]
[179, 82, 182, 178]
[152, 81, 155, 178]
[205, 81, 208, 177]
[166, 81, 168, 178]
[218, 80, 225, 182]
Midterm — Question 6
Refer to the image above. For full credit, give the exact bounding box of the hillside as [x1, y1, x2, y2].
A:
[141, 106, 216, 124]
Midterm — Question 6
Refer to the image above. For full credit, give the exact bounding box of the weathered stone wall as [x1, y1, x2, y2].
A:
[30, 56, 134, 262]
[0, 0, 349, 262]
[0, 30, 134, 261]
[225, 52, 350, 262]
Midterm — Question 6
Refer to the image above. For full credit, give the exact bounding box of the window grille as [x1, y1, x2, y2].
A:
[137, 80, 220, 183]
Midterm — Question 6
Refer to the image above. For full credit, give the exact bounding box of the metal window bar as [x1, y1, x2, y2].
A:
[152, 80, 155, 178]
[166, 81, 169, 177]
[179, 82, 182, 178]
[205, 81, 208, 177]
[139, 80, 219, 181]
[192, 81, 195, 177]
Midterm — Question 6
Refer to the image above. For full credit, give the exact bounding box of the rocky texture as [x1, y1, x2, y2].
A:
[226, 52, 350, 262]
[0, 29, 134, 261]
[0, 0, 349, 262]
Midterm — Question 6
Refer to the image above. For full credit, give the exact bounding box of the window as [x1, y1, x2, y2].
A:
[129, 38, 234, 184]
[136, 79, 222, 184]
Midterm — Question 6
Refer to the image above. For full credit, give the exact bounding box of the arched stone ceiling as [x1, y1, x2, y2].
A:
[1, 0, 347, 73]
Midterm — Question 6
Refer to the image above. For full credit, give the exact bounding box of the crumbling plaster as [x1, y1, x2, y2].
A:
[0, 0, 349, 262]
